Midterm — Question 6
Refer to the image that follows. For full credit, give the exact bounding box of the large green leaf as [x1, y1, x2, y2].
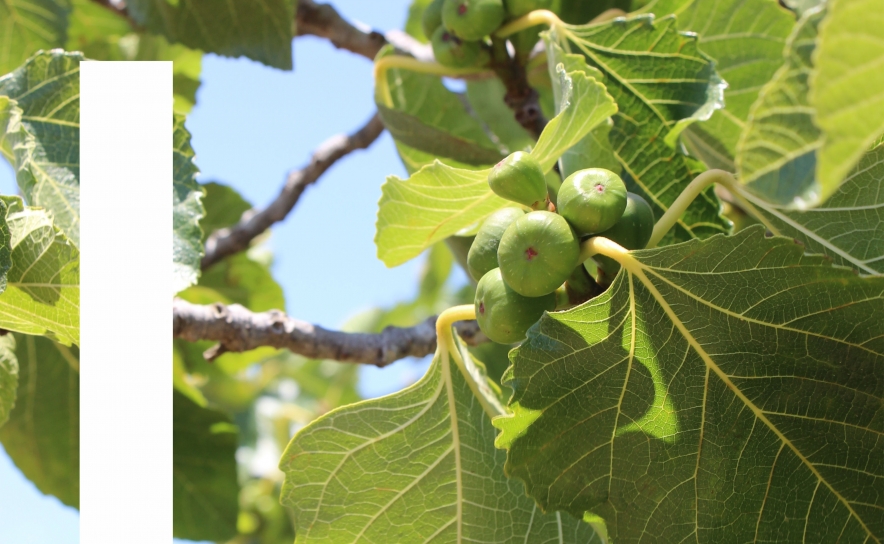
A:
[495, 226, 884, 542]
[810, 0, 884, 203]
[126, 0, 294, 70]
[0, 0, 69, 75]
[0, 334, 17, 429]
[0, 333, 78, 508]
[375, 66, 616, 267]
[173, 113, 204, 295]
[552, 15, 730, 244]
[733, 142, 884, 275]
[735, 7, 823, 208]
[280, 334, 604, 543]
[0, 196, 79, 346]
[0, 50, 80, 246]
[173, 389, 240, 541]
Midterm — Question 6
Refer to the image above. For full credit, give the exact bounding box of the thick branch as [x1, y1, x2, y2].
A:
[173, 299, 487, 367]
[295, 0, 388, 60]
[201, 112, 385, 270]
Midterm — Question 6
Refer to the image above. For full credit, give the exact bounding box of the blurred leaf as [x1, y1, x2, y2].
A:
[465, 77, 535, 154]
[0, 335, 17, 429]
[404, 0, 434, 43]
[495, 226, 884, 541]
[174, 389, 240, 541]
[0, 196, 79, 346]
[173, 113, 205, 295]
[555, 0, 631, 24]
[198, 253, 285, 313]
[376, 65, 615, 267]
[280, 336, 603, 543]
[199, 181, 252, 242]
[131, 34, 202, 114]
[810, 0, 884, 204]
[0, 192, 12, 293]
[550, 16, 730, 244]
[0, 334, 78, 508]
[0, 50, 81, 246]
[0, 0, 70, 75]
[65, 0, 131, 57]
[126, 0, 295, 70]
[735, 7, 823, 207]
[173, 347, 207, 407]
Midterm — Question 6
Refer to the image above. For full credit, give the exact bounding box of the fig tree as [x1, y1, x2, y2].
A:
[488, 151, 547, 209]
[467, 207, 525, 282]
[422, 0, 445, 39]
[431, 26, 490, 68]
[497, 210, 580, 297]
[557, 168, 627, 236]
[475, 268, 555, 344]
[442, 0, 506, 41]
[592, 191, 655, 278]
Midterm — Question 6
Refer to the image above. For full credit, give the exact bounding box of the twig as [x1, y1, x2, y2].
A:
[295, 0, 388, 60]
[201, 112, 385, 270]
[173, 299, 488, 367]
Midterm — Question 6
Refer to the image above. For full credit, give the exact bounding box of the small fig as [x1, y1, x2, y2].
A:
[422, 0, 446, 40]
[442, 0, 506, 41]
[467, 207, 525, 282]
[557, 168, 628, 236]
[592, 191, 655, 278]
[431, 26, 490, 68]
[475, 268, 555, 344]
[498, 210, 580, 297]
[488, 151, 547, 209]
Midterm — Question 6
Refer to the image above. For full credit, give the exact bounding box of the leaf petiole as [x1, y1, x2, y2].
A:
[374, 56, 489, 108]
[493, 10, 563, 38]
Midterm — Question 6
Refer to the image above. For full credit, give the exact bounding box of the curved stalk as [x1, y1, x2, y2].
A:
[579, 236, 636, 272]
[374, 56, 489, 108]
[493, 9, 563, 38]
[647, 169, 733, 248]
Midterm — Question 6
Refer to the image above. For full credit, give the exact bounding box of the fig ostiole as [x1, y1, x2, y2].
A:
[488, 151, 548, 209]
[442, 0, 506, 41]
[475, 268, 555, 344]
[557, 168, 627, 236]
[422, 0, 446, 39]
[497, 210, 580, 297]
[467, 207, 526, 282]
[592, 191, 655, 279]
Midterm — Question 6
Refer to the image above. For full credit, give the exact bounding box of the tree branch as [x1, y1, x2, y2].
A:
[201, 112, 385, 270]
[295, 0, 388, 60]
[173, 299, 488, 367]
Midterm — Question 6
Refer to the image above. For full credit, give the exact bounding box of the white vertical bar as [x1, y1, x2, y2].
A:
[80, 62, 172, 542]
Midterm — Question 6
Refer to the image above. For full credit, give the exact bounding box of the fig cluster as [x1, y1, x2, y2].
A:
[470, 152, 655, 344]
[424, 0, 547, 69]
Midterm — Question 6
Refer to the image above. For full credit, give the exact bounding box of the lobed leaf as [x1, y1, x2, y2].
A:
[172, 113, 205, 296]
[0, 196, 79, 346]
[0, 50, 81, 246]
[126, 0, 294, 70]
[280, 334, 604, 543]
[376, 67, 615, 267]
[495, 226, 884, 542]
[810, 0, 884, 203]
[552, 15, 731, 244]
[173, 389, 240, 541]
[0, 0, 69, 75]
[0, 333, 79, 508]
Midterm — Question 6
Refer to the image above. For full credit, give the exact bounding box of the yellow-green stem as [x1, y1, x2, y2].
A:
[374, 56, 489, 108]
[579, 236, 634, 271]
[494, 9, 562, 38]
[647, 169, 734, 249]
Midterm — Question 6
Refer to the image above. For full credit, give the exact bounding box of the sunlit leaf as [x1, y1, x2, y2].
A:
[495, 226, 884, 542]
[0, 0, 69, 75]
[0, 335, 17, 429]
[172, 113, 205, 296]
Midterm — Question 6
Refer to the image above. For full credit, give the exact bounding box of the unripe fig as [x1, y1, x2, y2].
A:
[488, 151, 547, 209]
[498, 211, 580, 297]
[467, 207, 525, 282]
[442, 0, 506, 41]
[592, 192, 655, 278]
[475, 268, 555, 344]
[505, 0, 551, 17]
[422, 0, 445, 40]
[431, 26, 490, 69]
[557, 168, 628, 236]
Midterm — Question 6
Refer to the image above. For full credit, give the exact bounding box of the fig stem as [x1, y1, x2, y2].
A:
[493, 9, 562, 38]
[579, 236, 632, 270]
[374, 56, 490, 108]
[436, 304, 504, 419]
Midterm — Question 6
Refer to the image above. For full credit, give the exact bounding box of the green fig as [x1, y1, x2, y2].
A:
[475, 268, 555, 343]
[557, 168, 628, 236]
[592, 191, 655, 278]
[431, 26, 490, 68]
[467, 207, 525, 282]
[442, 0, 506, 41]
[488, 151, 548, 209]
[422, 0, 446, 39]
[498, 210, 580, 297]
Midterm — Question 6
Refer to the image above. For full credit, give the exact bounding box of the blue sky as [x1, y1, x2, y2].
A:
[0, 0, 467, 541]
